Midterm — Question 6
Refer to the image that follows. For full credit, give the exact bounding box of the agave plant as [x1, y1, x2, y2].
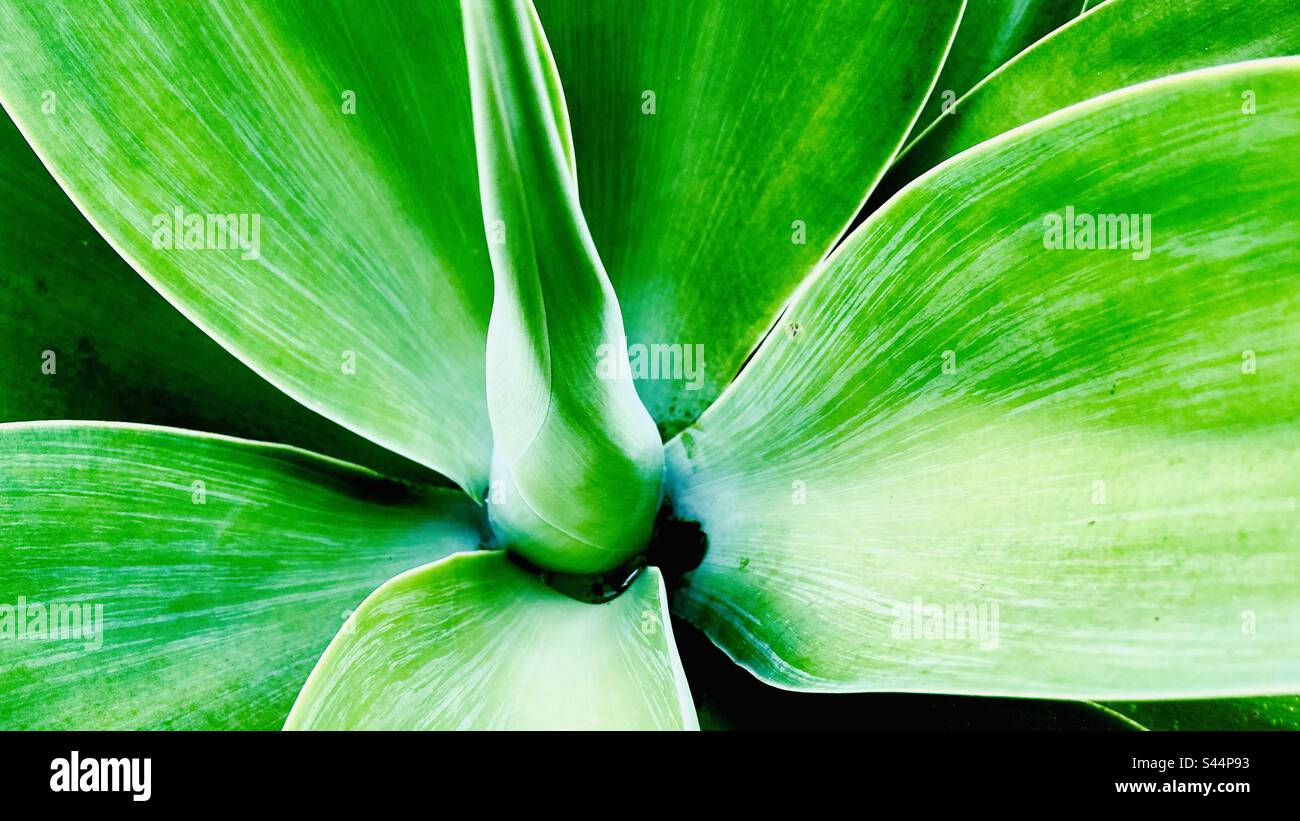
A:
[1, 0, 1298, 731]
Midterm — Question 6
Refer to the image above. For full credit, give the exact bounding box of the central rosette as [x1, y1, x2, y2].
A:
[465, 0, 664, 575]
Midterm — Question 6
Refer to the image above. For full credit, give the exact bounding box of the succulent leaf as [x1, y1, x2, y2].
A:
[0, 113, 441, 483]
[909, 0, 1083, 138]
[0, 422, 481, 729]
[865, 0, 1300, 216]
[286, 551, 697, 730]
[534, 0, 965, 435]
[666, 60, 1300, 698]
[0, 0, 494, 495]
[464, 0, 664, 574]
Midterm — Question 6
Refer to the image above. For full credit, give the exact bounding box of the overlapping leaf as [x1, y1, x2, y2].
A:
[863, 0, 1300, 216]
[535, 0, 965, 435]
[0, 423, 481, 729]
[666, 60, 1300, 697]
[286, 551, 697, 730]
[0, 0, 494, 493]
[0, 114, 437, 483]
[908, 0, 1081, 138]
[675, 619, 1134, 730]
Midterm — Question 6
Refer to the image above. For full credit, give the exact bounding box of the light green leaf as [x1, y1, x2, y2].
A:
[534, 0, 964, 436]
[0, 422, 482, 729]
[665, 60, 1300, 698]
[910, 0, 1082, 137]
[1098, 697, 1300, 730]
[286, 551, 697, 730]
[870, 0, 1300, 213]
[464, 0, 663, 573]
[0, 0, 493, 494]
[674, 619, 1135, 731]
[0, 113, 442, 485]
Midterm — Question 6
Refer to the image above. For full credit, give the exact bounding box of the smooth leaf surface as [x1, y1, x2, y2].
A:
[535, 0, 964, 436]
[863, 0, 1300, 217]
[666, 60, 1300, 697]
[0, 114, 441, 484]
[909, 0, 1081, 138]
[286, 551, 697, 730]
[464, 0, 663, 573]
[0, 0, 494, 494]
[0, 422, 482, 729]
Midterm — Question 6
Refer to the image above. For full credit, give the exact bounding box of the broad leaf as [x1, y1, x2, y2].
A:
[535, 0, 964, 436]
[909, 0, 1081, 138]
[0, 0, 493, 494]
[464, 0, 663, 573]
[0, 114, 441, 484]
[665, 60, 1300, 697]
[864, 0, 1300, 217]
[286, 551, 697, 730]
[0, 422, 481, 729]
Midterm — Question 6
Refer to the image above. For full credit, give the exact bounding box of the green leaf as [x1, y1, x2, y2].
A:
[0, 113, 443, 485]
[868, 0, 1300, 214]
[464, 0, 663, 573]
[674, 619, 1135, 731]
[910, 0, 1082, 137]
[285, 551, 697, 730]
[665, 59, 1300, 698]
[0, 0, 493, 494]
[0, 422, 482, 729]
[534, 0, 965, 436]
[1098, 697, 1300, 730]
